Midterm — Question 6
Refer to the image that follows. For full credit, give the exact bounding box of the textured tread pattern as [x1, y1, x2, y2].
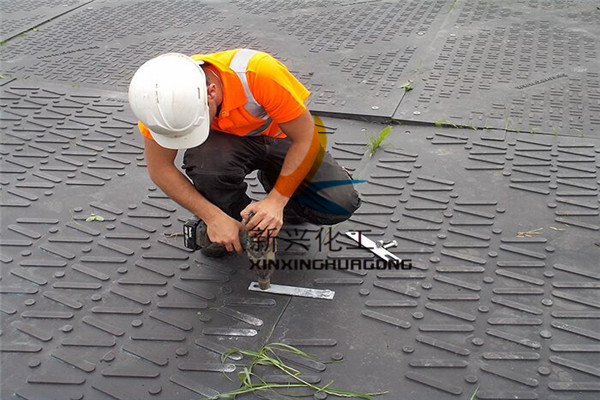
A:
[1, 1, 599, 399]
[394, 0, 600, 136]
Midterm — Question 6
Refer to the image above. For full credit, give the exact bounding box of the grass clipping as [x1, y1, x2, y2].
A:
[209, 342, 386, 399]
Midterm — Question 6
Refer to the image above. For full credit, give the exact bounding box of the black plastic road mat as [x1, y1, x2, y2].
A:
[1, 1, 599, 400]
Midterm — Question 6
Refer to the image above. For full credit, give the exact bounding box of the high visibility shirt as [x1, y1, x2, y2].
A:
[138, 49, 310, 141]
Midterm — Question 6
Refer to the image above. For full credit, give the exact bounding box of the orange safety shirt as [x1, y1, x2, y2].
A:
[138, 49, 310, 141]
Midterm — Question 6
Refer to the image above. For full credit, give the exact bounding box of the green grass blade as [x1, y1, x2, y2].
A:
[366, 125, 393, 157]
[214, 342, 387, 400]
[469, 385, 480, 400]
[267, 343, 315, 359]
[400, 80, 413, 91]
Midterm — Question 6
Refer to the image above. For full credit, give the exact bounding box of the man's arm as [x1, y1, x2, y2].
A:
[144, 137, 244, 253]
[241, 110, 319, 237]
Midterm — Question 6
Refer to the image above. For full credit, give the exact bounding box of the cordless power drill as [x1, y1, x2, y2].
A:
[183, 216, 276, 290]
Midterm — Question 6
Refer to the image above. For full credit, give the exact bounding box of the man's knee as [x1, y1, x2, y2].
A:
[293, 183, 361, 225]
[338, 184, 361, 214]
[318, 181, 361, 214]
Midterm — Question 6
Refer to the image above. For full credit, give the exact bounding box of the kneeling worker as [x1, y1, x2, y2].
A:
[128, 49, 361, 258]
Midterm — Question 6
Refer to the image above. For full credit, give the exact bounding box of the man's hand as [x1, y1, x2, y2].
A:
[240, 194, 287, 240]
[205, 212, 244, 253]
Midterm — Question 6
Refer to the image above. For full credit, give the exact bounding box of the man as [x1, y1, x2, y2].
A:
[128, 49, 360, 256]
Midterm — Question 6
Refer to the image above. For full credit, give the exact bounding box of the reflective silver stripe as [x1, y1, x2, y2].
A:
[229, 49, 272, 137]
[245, 117, 273, 136]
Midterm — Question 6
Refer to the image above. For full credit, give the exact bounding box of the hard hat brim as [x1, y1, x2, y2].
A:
[148, 116, 211, 150]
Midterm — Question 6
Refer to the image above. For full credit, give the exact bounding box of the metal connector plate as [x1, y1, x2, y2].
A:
[248, 282, 335, 300]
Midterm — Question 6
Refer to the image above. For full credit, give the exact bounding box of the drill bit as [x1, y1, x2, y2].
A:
[240, 213, 277, 290]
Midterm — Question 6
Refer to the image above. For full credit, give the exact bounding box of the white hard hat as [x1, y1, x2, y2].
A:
[128, 53, 210, 149]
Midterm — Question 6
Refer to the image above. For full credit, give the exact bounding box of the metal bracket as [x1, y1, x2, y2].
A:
[248, 282, 335, 300]
[344, 231, 404, 264]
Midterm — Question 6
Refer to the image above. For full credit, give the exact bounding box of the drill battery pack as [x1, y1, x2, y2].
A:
[183, 217, 203, 250]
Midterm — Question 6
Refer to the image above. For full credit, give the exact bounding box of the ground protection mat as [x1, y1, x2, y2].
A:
[1, 0, 455, 119]
[1, 80, 599, 399]
[0, 0, 93, 42]
[393, 0, 600, 137]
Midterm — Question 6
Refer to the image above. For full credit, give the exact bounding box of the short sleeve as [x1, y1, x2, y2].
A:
[249, 54, 310, 124]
